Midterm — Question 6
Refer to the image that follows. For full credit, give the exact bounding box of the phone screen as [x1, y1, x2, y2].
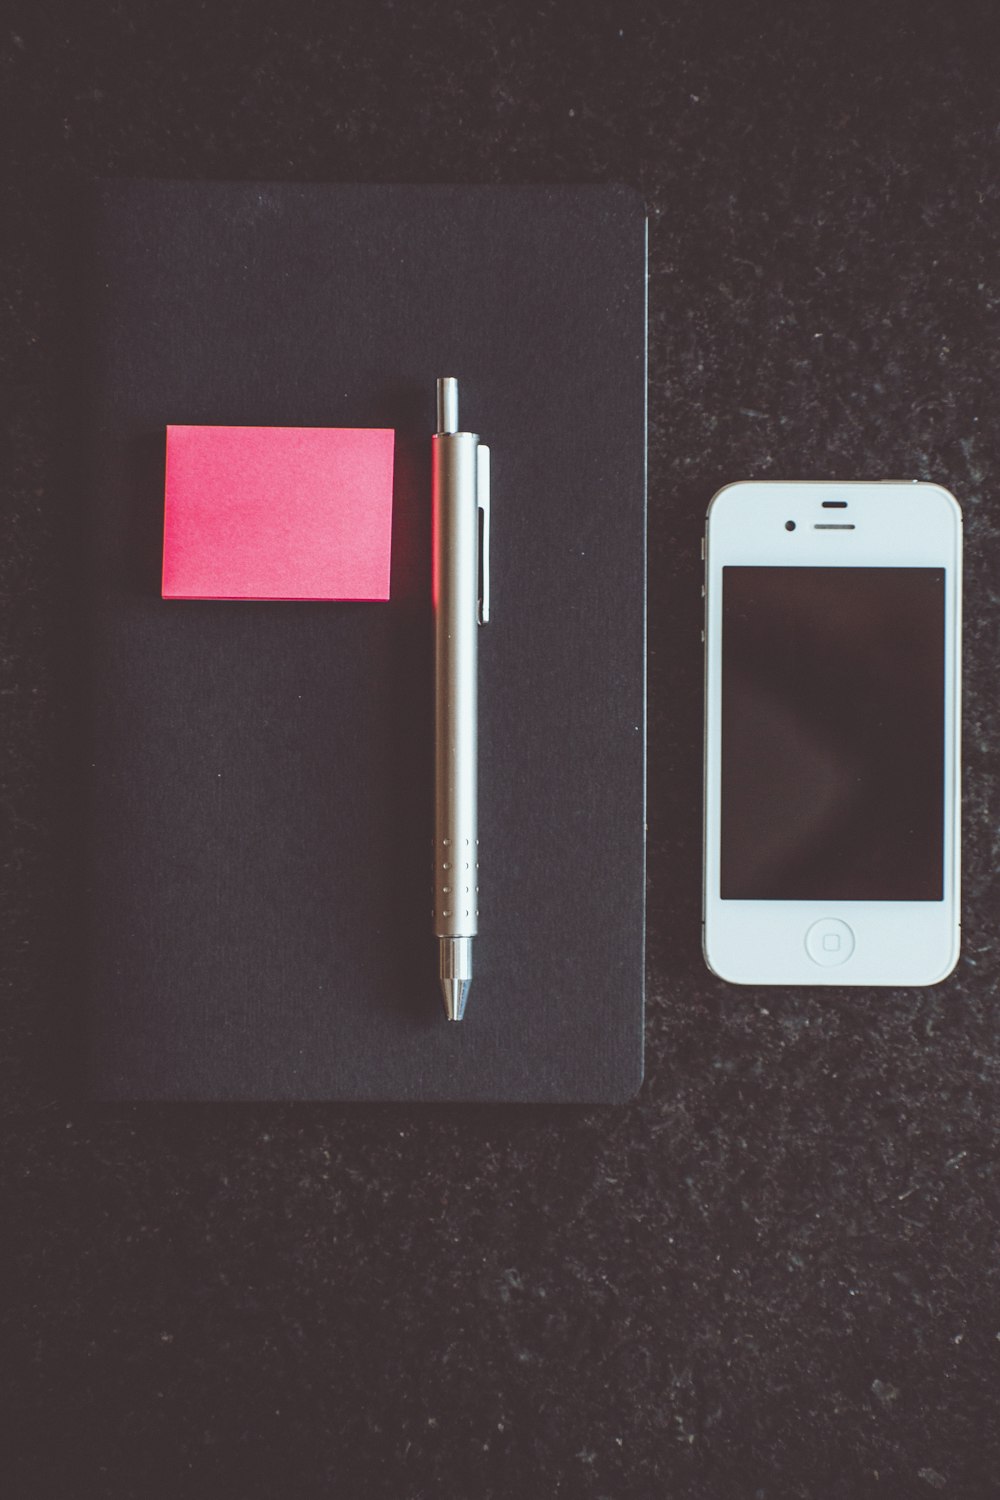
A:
[721, 566, 945, 901]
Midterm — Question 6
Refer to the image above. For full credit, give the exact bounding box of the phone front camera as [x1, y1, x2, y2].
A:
[785, 520, 796, 531]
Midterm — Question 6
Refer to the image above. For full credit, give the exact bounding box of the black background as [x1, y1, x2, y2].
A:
[4, 3, 1000, 1496]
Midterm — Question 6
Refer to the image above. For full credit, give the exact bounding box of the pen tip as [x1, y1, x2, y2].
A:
[441, 977, 470, 1022]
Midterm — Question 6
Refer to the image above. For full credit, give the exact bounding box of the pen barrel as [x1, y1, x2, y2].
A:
[432, 430, 480, 939]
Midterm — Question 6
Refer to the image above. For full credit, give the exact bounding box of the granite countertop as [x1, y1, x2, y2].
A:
[3, 3, 1000, 1495]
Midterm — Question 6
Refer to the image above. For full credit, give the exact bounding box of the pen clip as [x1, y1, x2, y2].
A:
[477, 444, 490, 625]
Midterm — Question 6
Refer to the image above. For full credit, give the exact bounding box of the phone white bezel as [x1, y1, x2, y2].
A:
[703, 480, 962, 987]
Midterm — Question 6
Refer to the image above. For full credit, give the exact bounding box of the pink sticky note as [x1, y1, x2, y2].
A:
[162, 425, 394, 601]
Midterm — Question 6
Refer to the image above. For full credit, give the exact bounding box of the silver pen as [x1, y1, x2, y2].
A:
[431, 377, 490, 1020]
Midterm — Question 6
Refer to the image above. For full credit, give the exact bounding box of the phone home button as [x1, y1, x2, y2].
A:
[805, 918, 855, 966]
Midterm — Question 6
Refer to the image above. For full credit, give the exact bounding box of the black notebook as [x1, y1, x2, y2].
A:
[82, 180, 647, 1102]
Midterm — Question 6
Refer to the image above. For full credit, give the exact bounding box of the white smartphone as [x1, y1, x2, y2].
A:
[703, 480, 962, 986]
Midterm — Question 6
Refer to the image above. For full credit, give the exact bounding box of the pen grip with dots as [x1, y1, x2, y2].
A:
[432, 428, 481, 938]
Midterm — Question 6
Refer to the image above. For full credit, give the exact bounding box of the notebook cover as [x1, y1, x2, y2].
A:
[82, 180, 647, 1102]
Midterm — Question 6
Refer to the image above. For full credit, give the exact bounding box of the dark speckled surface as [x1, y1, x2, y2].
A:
[3, 3, 1000, 1495]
